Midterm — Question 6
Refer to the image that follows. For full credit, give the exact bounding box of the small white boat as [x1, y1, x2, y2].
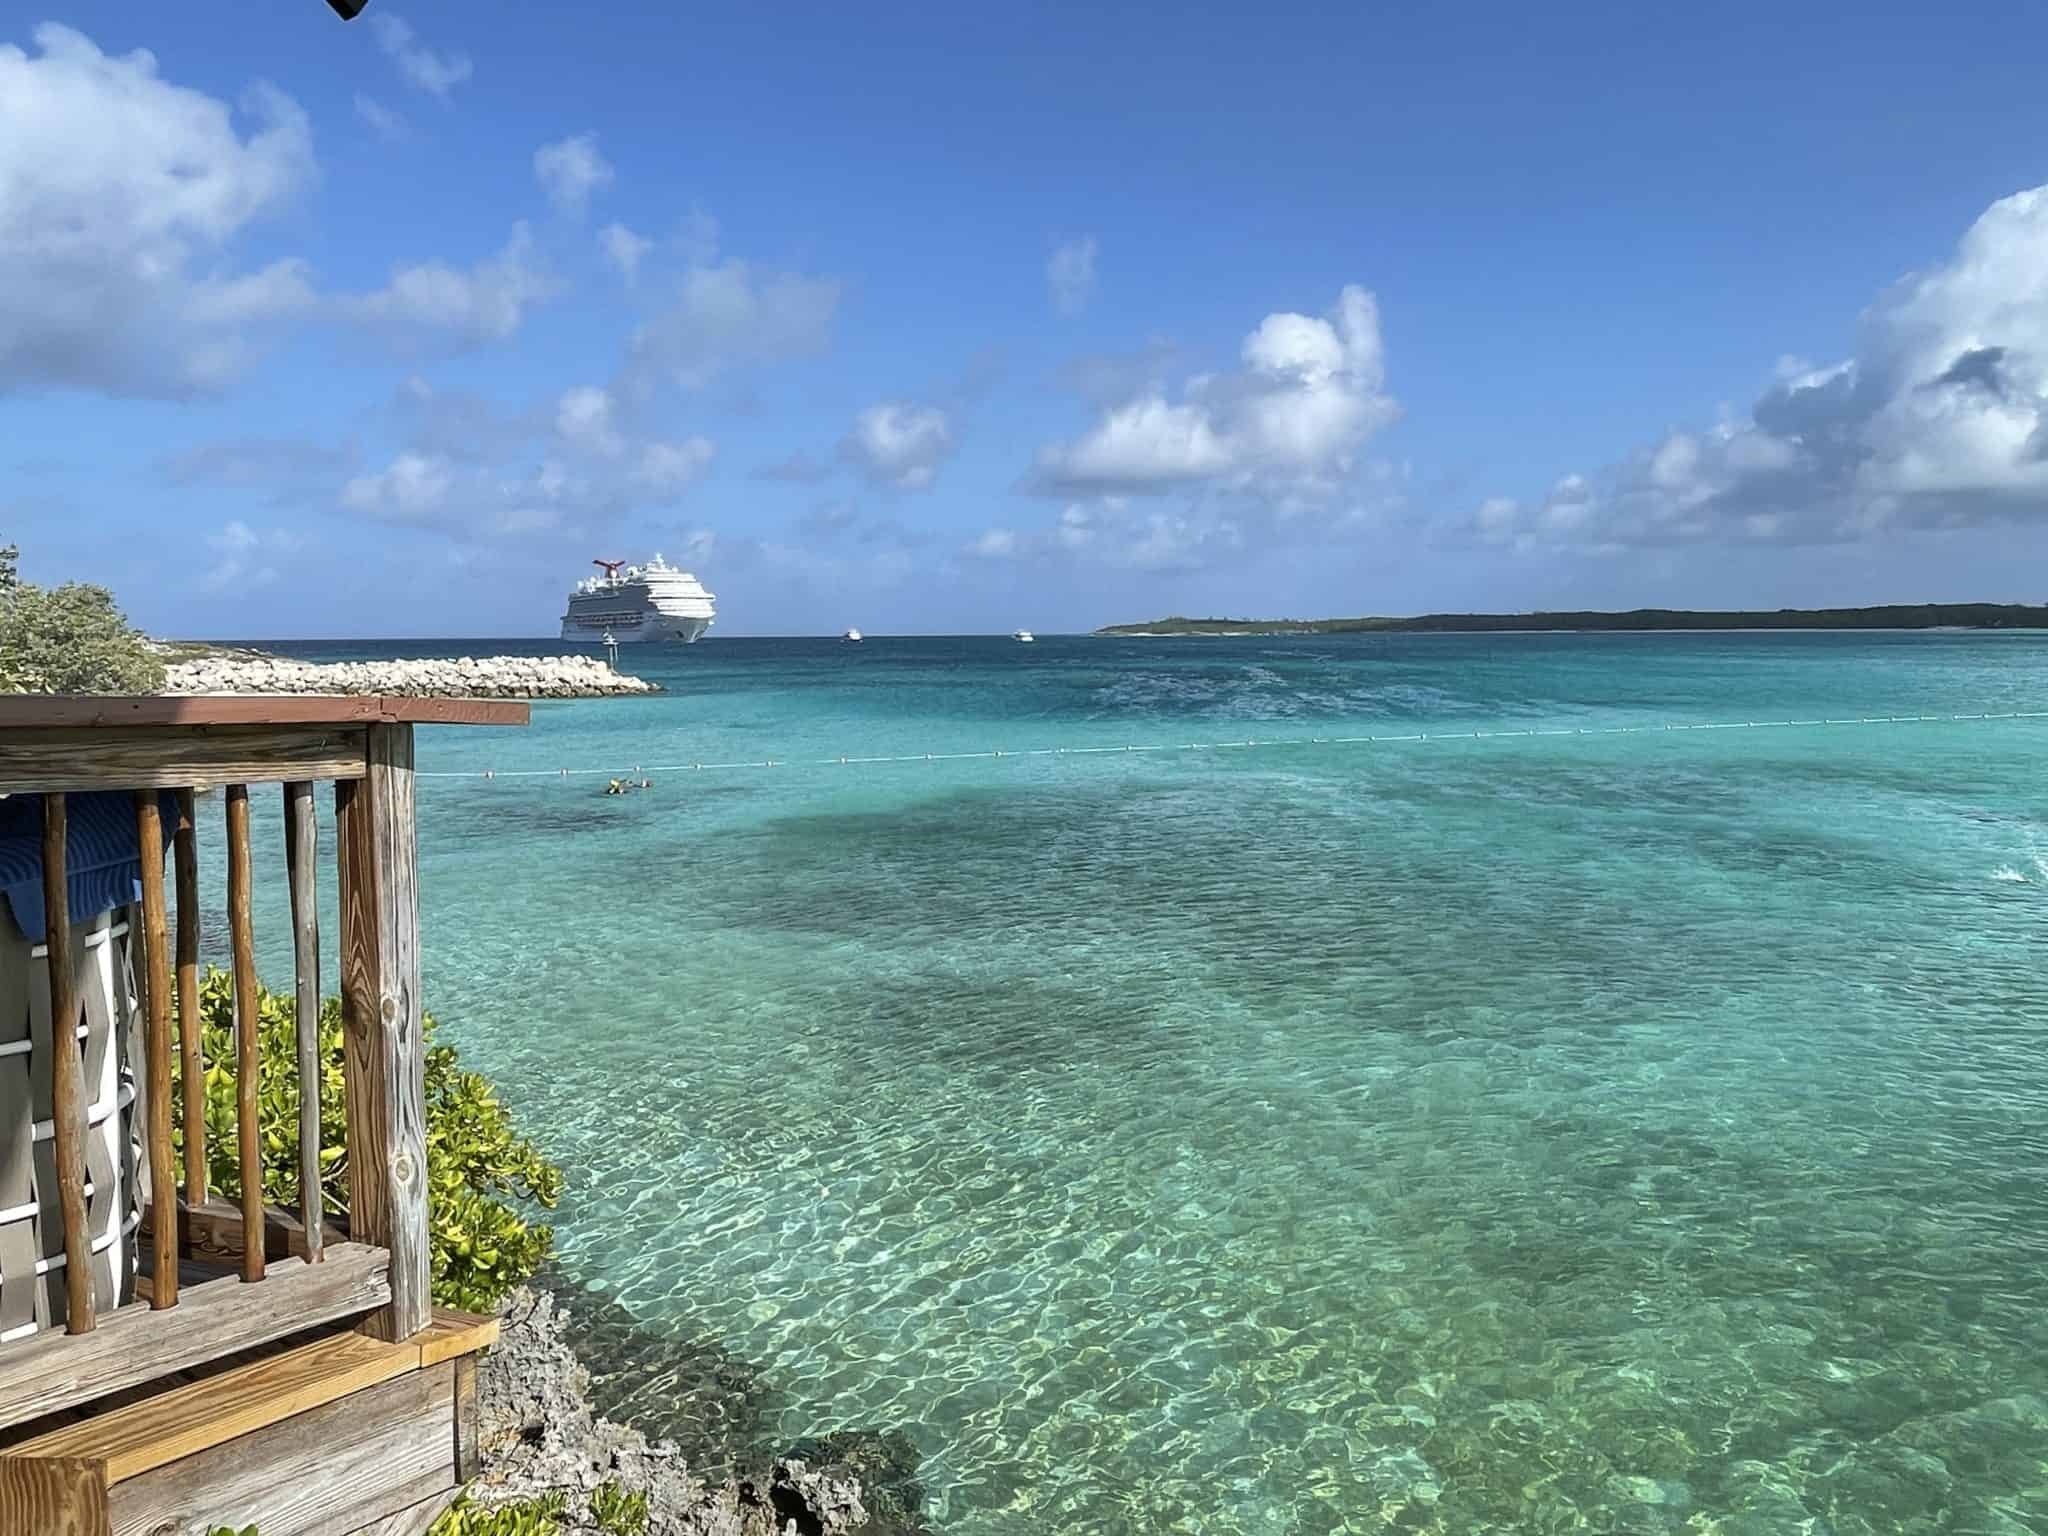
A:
[1012, 629, 1035, 643]
[841, 628, 864, 643]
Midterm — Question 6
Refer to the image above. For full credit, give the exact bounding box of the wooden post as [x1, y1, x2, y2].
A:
[284, 782, 325, 1263]
[173, 788, 206, 1204]
[134, 794, 178, 1309]
[224, 785, 264, 1284]
[335, 724, 428, 1341]
[39, 795, 95, 1333]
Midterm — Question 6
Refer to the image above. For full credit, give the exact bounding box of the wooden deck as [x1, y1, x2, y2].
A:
[0, 696, 526, 1534]
[0, 1308, 495, 1535]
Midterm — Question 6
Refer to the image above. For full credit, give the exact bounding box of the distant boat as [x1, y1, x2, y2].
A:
[561, 554, 715, 643]
[1012, 629, 1035, 643]
[841, 628, 864, 643]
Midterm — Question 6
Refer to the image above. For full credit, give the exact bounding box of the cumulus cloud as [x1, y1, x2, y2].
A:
[0, 24, 316, 398]
[600, 222, 653, 282]
[1048, 236, 1098, 315]
[202, 519, 300, 591]
[368, 14, 471, 98]
[338, 378, 717, 541]
[555, 385, 624, 457]
[839, 403, 956, 490]
[1031, 284, 1398, 495]
[341, 452, 456, 523]
[633, 437, 718, 499]
[534, 133, 614, 217]
[1469, 184, 2048, 550]
[346, 223, 559, 354]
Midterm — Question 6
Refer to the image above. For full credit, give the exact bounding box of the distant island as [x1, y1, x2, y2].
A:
[1095, 604, 2048, 636]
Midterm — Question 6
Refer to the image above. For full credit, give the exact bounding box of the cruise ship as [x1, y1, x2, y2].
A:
[560, 556, 716, 643]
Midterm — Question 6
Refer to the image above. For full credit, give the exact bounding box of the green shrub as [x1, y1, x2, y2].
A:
[0, 544, 165, 694]
[429, 1493, 568, 1535]
[590, 1481, 651, 1535]
[180, 967, 562, 1311]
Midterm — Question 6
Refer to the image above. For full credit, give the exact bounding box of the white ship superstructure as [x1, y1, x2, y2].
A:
[561, 556, 716, 643]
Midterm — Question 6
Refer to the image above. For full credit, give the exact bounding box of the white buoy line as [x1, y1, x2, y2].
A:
[414, 709, 2048, 781]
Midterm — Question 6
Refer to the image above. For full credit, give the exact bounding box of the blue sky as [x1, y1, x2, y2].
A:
[6, 2, 2048, 637]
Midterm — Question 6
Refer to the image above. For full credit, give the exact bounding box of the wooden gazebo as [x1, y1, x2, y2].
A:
[0, 696, 525, 1536]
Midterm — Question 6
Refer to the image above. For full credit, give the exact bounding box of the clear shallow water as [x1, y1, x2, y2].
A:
[229, 633, 2048, 1534]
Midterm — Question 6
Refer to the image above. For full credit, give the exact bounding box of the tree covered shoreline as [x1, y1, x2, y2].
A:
[1096, 603, 2048, 636]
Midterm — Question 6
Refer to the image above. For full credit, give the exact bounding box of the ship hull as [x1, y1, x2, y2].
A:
[559, 604, 712, 643]
[561, 558, 716, 642]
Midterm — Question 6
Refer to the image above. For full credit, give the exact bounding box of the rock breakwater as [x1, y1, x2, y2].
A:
[165, 653, 660, 698]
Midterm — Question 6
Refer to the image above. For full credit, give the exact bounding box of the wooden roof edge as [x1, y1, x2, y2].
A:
[0, 695, 531, 729]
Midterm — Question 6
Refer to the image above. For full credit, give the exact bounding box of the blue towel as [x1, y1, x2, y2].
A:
[0, 791, 178, 942]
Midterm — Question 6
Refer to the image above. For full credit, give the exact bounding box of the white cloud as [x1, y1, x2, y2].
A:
[338, 378, 719, 541]
[347, 223, 559, 354]
[620, 257, 840, 394]
[368, 14, 472, 98]
[1048, 236, 1098, 315]
[633, 438, 717, 499]
[555, 386, 624, 457]
[965, 500, 1233, 572]
[341, 452, 456, 522]
[1032, 284, 1398, 495]
[0, 24, 316, 398]
[1471, 183, 2048, 549]
[600, 222, 653, 282]
[1037, 397, 1232, 489]
[203, 519, 299, 590]
[966, 528, 1018, 559]
[534, 133, 614, 217]
[839, 403, 955, 490]
[353, 93, 405, 142]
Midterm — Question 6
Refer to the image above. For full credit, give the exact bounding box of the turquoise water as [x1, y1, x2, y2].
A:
[240, 633, 2048, 1534]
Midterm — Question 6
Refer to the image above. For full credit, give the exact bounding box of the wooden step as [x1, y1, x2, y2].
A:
[0, 1243, 392, 1433]
[3, 1307, 496, 1486]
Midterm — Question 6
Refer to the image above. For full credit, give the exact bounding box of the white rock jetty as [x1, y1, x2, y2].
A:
[165, 653, 661, 699]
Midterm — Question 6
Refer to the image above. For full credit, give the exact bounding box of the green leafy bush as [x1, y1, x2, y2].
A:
[181, 967, 562, 1311]
[0, 543, 165, 694]
[590, 1481, 651, 1535]
[428, 1493, 567, 1535]
[204, 1484, 637, 1535]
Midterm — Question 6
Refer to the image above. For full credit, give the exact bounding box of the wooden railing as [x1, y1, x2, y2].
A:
[0, 696, 524, 1428]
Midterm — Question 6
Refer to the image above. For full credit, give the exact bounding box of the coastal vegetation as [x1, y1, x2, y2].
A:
[183, 968, 562, 1312]
[0, 541, 165, 693]
[1097, 602, 2048, 636]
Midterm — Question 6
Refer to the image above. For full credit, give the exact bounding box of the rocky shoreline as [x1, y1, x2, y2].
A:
[164, 653, 660, 698]
[477, 1284, 935, 1534]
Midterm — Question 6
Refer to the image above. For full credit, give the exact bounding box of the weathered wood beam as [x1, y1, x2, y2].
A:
[172, 788, 207, 1205]
[0, 1456, 105, 1536]
[224, 785, 265, 1285]
[6, 1304, 496, 1486]
[142, 1194, 345, 1269]
[110, 1362, 456, 1536]
[0, 1243, 390, 1431]
[39, 794, 95, 1334]
[0, 696, 527, 730]
[133, 793, 178, 1310]
[335, 723, 430, 1342]
[0, 723, 369, 794]
[285, 781, 325, 1264]
[453, 1352, 480, 1483]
